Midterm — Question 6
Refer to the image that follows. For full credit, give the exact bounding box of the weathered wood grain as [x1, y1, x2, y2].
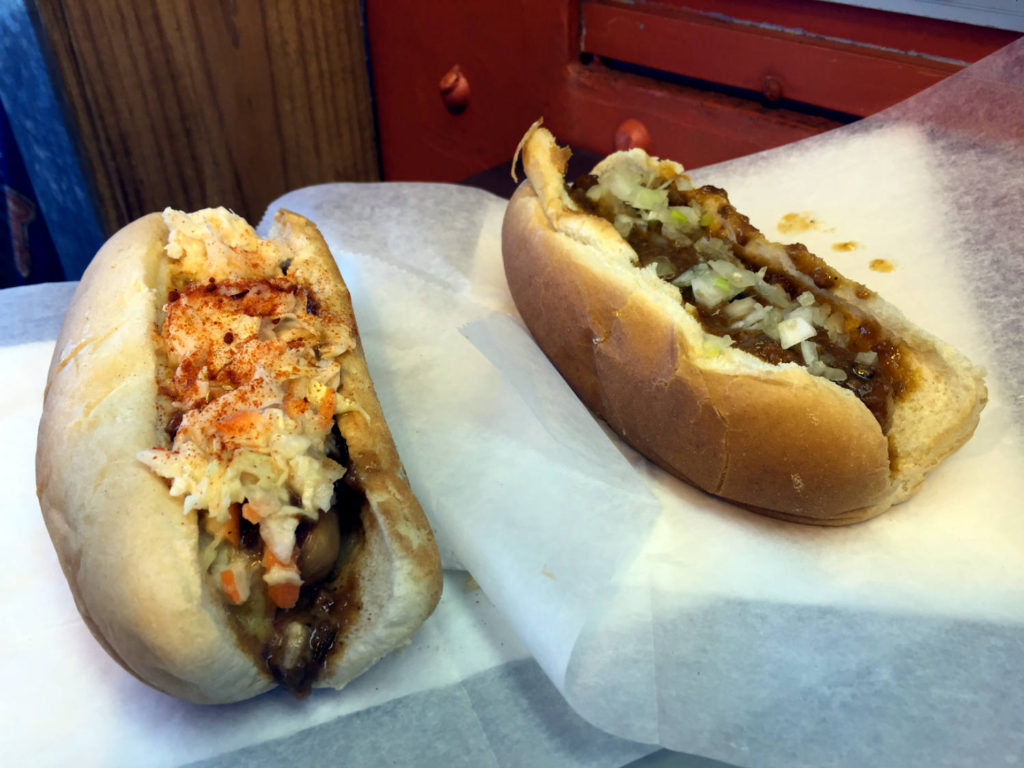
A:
[33, 0, 378, 235]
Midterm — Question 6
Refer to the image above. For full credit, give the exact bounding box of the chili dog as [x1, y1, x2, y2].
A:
[502, 122, 986, 524]
[36, 207, 442, 703]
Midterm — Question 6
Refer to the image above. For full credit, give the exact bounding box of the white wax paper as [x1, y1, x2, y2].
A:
[262, 38, 1024, 768]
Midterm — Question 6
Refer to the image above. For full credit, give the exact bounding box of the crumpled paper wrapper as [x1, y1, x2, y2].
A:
[262, 37, 1024, 768]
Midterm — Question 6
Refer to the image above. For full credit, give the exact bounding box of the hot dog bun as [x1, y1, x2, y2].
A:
[36, 208, 442, 703]
[502, 122, 986, 524]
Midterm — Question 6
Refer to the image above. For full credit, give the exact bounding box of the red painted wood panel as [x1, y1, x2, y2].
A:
[639, 0, 1019, 63]
[364, 0, 576, 182]
[547, 62, 843, 170]
[366, 0, 1019, 183]
[367, 0, 844, 181]
[582, 1, 966, 116]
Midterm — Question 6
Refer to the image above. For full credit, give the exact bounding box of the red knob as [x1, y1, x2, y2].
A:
[762, 75, 783, 102]
[614, 118, 651, 152]
[439, 65, 470, 114]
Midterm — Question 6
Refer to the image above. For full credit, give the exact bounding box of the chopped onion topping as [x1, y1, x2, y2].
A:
[584, 161, 880, 384]
[753, 269, 790, 307]
[603, 166, 669, 210]
[724, 296, 757, 319]
[787, 304, 828, 328]
[800, 340, 819, 365]
[670, 207, 698, 227]
[708, 259, 734, 278]
[807, 360, 848, 381]
[694, 236, 733, 262]
[692, 272, 736, 307]
[778, 316, 816, 349]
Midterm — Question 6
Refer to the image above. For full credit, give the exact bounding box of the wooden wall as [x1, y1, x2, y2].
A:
[32, 0, 379, 236]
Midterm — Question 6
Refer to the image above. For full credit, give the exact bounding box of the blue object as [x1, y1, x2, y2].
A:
[0, 0, 106, 281]
[0, 101, 62, 286]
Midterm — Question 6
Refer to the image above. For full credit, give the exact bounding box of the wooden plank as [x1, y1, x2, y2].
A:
[548, 62, 846, 169]
[32, 0, 378, 236]
[581, 1, 970, 116]
[634, 0, 1020, 62]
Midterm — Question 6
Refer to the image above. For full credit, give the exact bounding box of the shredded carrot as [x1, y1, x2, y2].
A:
[241, 502, 261, 524]
[263, 547, 301, 609]
[268, 581, 300, 610]
[220, 569, 243, 605]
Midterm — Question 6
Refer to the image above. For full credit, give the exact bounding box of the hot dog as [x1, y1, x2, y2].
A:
[36, 207, 442, 703]
[502, 122, 987, 524]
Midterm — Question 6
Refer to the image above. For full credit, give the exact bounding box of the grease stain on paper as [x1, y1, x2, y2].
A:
[832, 240, 860, 252]
[777, 211, 833, 234]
